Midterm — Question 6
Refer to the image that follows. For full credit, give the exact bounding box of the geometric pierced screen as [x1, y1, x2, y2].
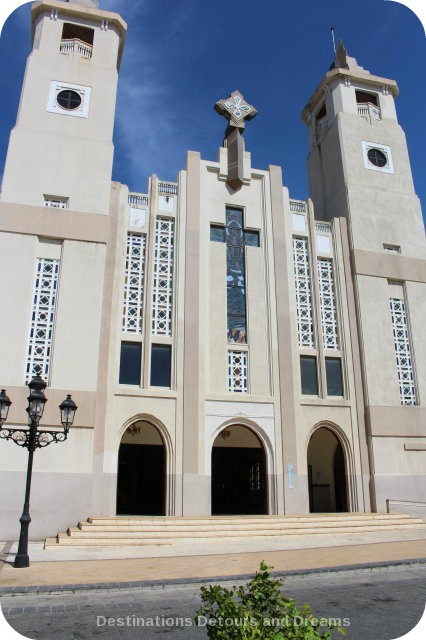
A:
[122, 233, 146, 333]
[292, 237, 315, 348]
[317, 258, 339, 350]
[390, 298, 417, 406]
[152, 217, 174, 336]
[25, 258, 60, 384]
[228, 350, 248, 393]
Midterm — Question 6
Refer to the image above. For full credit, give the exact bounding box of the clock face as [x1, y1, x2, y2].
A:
[130, 208, 146, 228]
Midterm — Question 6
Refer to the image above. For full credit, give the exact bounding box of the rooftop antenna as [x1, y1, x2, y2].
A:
[330, 26, 336, 54]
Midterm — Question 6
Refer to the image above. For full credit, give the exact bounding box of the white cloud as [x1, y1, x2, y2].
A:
[110, 0, 196, 190]
[113, 38, 184, 190]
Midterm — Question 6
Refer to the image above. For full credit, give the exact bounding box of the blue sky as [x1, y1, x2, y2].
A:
[0, 0, 425, 212]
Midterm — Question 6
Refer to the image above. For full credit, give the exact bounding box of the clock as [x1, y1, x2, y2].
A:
[129, 207, 146, 228]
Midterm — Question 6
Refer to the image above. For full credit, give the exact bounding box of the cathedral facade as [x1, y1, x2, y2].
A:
[0, 0, 425, 539]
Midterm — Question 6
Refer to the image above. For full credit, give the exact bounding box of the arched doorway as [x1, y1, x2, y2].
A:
[307, 427, 348, 513]
[117, 421, 166, 515]
[211, 425, 267, 515]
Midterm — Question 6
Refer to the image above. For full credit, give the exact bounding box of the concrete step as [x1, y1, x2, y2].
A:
[45, 513, 426, 547]
[76, 518, 425, 533]
[66, 522, 426, 539]
[45, 536, 169, 547]
[86, 513, 412, 526]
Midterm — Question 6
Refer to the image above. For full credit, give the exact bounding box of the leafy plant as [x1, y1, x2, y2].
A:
[195, 561, 347, 639]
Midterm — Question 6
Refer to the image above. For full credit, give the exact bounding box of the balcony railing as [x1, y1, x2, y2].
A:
[128, 194, 149, 207]
[44, 198, 68, 209]
[289, 200, 307, 213]
[158, 182, 177, 195]
[357, 102, 381, 121]
[60, 39, 93, 59]
[315, 221, 332, 233]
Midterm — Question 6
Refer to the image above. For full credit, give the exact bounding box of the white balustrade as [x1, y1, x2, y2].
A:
[44, 198, 68, 209]
[60, 39, 93, 59]
[158, 182, 177, 195]
[357, 102, 381, 121]
[315, 221, 332, 233]
[290, 200, 307, 213]
[128, 194, 149, 207]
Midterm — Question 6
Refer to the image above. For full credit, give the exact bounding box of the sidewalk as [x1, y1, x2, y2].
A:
[1, 530, 425, 593]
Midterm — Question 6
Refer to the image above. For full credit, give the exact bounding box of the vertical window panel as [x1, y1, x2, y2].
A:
[152, 217, 174, 336]
[25, 258, 60, 384]
[317, 258, 339, 350]
[228, 351, 248, 393]
[150, 344, 172, 388]
[325, 357, 343, 396]
[122, 233, 146, 333]
[300, 355, 318, 395]
[293, 237, 315, 348]
[390, 298, 416, 405]
[226, 208, 247, 344]
[119, 342, 141, 386]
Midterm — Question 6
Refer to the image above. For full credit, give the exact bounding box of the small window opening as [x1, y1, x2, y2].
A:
[62, 23, 94, 46]
[44, 195, 69, 209]
[356, 91, 378, 106]
[367, 148, 387, 168]
[316, 103, 327, 120]
[383, 244, 401, 254]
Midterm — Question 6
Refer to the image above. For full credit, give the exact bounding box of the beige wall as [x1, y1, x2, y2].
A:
[51, 240, 105, 391]
[0, 232, 37, 386]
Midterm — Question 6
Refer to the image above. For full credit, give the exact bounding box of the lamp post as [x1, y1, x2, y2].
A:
[0, 375, 77, 568]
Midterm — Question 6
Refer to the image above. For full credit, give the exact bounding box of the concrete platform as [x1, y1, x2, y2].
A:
[1, 526, 425, 593]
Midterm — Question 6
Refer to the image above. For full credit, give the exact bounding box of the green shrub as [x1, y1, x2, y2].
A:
[195, 561, 346, 639]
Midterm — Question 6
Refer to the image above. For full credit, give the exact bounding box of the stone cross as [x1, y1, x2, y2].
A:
[214, 90, 257, 190]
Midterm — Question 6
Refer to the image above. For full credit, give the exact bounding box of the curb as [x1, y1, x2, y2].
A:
[1, 557, 425, 597]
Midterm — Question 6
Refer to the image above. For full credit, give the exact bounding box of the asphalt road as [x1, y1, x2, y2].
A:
[1, 565, 425, 639]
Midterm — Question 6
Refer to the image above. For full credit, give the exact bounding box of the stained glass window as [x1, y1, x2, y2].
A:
[244, 230, 260, 247]
[210, 225, 225, 242]
[226, 208, 247, 344]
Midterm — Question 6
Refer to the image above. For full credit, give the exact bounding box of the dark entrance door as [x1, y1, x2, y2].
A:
[333, 442, 348, 512]
[116, 444, 165, 515]
[212, 447, 267, 515]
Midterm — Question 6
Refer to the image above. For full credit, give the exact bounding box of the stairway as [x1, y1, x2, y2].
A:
[45, 513, 426, 547]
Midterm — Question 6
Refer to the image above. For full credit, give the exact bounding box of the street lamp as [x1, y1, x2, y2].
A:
[0, 375, 77, 568]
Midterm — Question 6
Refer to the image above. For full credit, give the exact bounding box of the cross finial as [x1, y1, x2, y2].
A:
[214, 90, 257, 130]
[214, 90, 257, 191]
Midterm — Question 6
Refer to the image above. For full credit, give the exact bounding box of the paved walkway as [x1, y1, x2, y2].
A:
[3, 567, 426, 640]
[1, 535, 425, 591]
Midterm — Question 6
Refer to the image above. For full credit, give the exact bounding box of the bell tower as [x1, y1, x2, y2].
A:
[302, 42, 424, 257]
[0, 0, 127, 214]
[302, 44, 426, 512]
